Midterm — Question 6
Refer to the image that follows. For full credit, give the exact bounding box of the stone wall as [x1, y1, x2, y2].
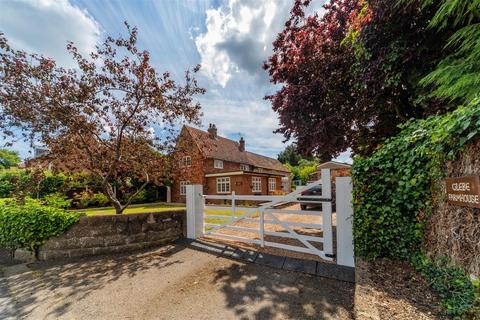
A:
[425, 139, 480, 276]
[37, 210, 186, 260]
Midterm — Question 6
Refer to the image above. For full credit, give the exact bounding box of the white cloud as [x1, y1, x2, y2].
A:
[195, 0, 292, 87]
[195, 0, 328, 87]
[0, 0, 101, 67]
[197, 97, 286, 158]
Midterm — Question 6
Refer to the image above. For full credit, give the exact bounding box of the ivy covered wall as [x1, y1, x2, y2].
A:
[352, 100, 480, 317]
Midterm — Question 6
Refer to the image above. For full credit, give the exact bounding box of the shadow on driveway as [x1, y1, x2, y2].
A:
[210, 262, 354, 319]
[2, 244, 354, 319]
[1, 244, 186, 319]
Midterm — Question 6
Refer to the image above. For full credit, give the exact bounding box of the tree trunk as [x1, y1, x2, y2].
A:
[100, 177, 149, 215]
[101, 180, 125, 214]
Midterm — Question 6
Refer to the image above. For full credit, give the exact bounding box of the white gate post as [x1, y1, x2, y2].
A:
[320, 168, 333, 256]
[320, 168, 331, 198]
[186, 184, 204, 239]
[323, 201, 333, 256]
[336, 177, 355, 267]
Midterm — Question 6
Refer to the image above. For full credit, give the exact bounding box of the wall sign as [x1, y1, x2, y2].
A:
[445, 175, 480, 208]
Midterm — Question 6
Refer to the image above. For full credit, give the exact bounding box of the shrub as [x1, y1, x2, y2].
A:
[42, 193, 72, 209]
[73, 190, 93, 208]
[131, 189, 147, 204]
[0, 199, 81, 253]
[411, 254, 478, 318]
[0, 169, 31, 198]
[91, 192, 109, 207]
[39, 171, 66, 197]
[0, 198, 14, 205]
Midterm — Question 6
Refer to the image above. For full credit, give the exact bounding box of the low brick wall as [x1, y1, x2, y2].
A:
[36, 210, 186, 260]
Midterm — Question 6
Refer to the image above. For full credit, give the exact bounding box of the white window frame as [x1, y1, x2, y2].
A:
[268, 178, 276, 192]
[216, 177, 230, 194]
[240, 164, 250, 171]
[214, 159, 224, 169]
[181, 156, 192, 167]
[252, 177, 262, 193]
[179, 181, 190, 195]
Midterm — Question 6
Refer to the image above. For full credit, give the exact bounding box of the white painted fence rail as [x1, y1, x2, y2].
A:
[186, 169, 355, 267]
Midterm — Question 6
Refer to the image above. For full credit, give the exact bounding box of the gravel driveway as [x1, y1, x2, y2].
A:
[1, 245, 354, 319]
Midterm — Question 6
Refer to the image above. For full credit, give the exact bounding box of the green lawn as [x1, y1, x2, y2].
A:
[204, 207, 260, 230]
[72, 202, 185, 216]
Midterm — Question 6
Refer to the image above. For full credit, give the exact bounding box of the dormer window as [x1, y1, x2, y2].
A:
[214, 159, 224, 169]
[240, 164, 250, 171]
[181, 156, 191, 167]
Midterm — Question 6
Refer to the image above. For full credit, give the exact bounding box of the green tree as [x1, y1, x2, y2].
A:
[297, 159, 319, 184]
[277, 144, 313, 166]
[416, 0, 480, 103]
[0, 149, 20, 169]
[285, 159, 319, 185]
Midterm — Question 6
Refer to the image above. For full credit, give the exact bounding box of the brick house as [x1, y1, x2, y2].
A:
[172, 124, 291, 203]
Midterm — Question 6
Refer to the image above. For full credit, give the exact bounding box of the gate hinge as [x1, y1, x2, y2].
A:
[325, 253, 336, 258]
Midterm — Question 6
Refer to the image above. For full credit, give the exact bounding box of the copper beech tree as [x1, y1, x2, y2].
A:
[0, 23, 205, 214]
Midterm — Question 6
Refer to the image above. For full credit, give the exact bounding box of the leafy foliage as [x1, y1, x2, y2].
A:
[415, 0, 480, 103]
[264, 0, 358, 159]
[411, 254, 478, 318]
[0, 169, 166, 208]
[265, 0, 450, 157]
[42, 193, 72, 209]
[277, 144, 313, 166]
[0, 199, 82, 253]
[285, 159, 319, 185]
[0, 149, 20, 169]
[0, 169, 32, 199]
[347, 0, 453, 154]
[352, 99, 480, 260]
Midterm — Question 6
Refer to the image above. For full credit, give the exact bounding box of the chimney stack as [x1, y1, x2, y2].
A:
[239, 137, 245, 152]
[207, 123, 217, 139]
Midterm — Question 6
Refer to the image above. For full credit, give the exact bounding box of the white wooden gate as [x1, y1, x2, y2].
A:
[186, 169, 354, 267]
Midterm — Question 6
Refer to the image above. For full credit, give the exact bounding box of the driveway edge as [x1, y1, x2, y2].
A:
[354, 259, 380, 320]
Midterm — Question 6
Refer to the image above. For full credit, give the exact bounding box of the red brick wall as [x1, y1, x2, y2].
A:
[331, 168, 351, 179]
[204, 175, 283, 196]
[204, 158, 243, 174]
[171, 129, 205, 203]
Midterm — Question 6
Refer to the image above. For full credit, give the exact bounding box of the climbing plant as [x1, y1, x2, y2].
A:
[352, 98, 480, 260]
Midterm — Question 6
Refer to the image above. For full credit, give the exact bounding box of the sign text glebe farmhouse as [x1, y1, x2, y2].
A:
[445, 176, 480, 208]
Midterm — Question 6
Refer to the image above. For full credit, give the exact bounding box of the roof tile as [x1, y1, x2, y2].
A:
[184, 125, 289, 173]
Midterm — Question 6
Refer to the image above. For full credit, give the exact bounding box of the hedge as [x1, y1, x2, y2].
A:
[0, 199, 82, 254]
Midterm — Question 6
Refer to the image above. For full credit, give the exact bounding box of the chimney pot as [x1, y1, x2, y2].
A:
[239, 137, 245, 152]
[208, 123, 217, 139]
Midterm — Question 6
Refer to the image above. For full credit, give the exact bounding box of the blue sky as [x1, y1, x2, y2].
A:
[0, 0, 350, 162]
